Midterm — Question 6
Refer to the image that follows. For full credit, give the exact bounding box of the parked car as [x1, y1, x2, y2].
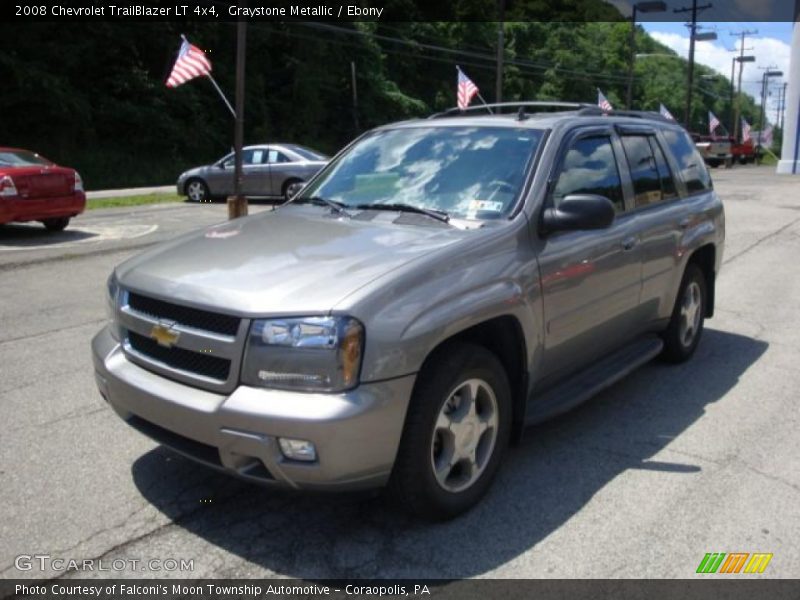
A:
[692, 134, 733, 168]
[94, 103, 724, 520]
[177, 144, 328, 202]
[730, 138, 759, 164]
[0, 147, 85, 231]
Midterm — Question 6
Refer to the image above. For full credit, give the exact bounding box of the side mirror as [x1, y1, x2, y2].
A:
[541, 194, 615, 233]
[218, 163, 227, 169]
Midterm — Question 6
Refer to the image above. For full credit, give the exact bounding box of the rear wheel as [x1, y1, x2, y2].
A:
[388, 343, 511, 520]
[661, 263, 707, 363]
[283, 179, 304, 201]
[185, 179, 210, 203]
[42, 217, 70, 232]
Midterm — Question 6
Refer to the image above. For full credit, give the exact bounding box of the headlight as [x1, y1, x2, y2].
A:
[242, 316, 364, 392]
[73, 172, 84, 192]
[106, 272, 120, 340]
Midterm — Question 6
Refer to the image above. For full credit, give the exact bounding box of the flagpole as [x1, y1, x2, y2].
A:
[475, 92, 494, 114]
[206, 74, 236, 118]
[179, 34, 236, 119]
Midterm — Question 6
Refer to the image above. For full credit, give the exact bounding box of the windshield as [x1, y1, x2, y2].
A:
[0, 150, 52, 167]
[299, 126, 543, 220]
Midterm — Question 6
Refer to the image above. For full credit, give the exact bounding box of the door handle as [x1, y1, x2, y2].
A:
[621, 236, 638, 251]
[679, 217, 691, 230]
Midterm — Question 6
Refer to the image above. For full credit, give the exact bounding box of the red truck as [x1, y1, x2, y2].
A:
[730, 138, 759, 164]
[0, 147, 86, 231]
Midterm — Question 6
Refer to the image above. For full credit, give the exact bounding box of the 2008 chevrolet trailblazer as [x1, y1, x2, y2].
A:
[92, 102, 724, 519]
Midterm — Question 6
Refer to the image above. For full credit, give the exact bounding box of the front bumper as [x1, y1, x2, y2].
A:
[92, 325, 415, 491]
[0, 192, 86, 224]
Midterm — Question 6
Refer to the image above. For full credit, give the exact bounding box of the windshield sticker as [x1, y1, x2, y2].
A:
[466, 199, 504, 218]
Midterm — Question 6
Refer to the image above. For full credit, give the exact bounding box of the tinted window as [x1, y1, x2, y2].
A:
[301, 126, 543, 220]
[621, 135, 661, 208]
[663, 130, 712, 194]
[649, 137, 678, 201]
[620, 135, 679, 208]
[552, 136, 624, 212]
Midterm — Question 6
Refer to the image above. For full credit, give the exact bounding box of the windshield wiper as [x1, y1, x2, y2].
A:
[293, 196, 352, 218]
[355, 202, 450, 224]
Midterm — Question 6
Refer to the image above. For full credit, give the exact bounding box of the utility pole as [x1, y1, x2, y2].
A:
[730, 29, 757, 141]
[674, 0, 713, 129]
[495, 0, 505, 104]
[781, 82, 789, 131]
[228, 10, 248, 219]
[350, 61, 360, 135]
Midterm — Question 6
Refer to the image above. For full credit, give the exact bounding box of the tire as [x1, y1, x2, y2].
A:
[388, 343, 512, 520]
[185, 179, 210, 203]
[283, 179, 304, 201]
[660, 263, 707, 363]
[42, 217, 70, 232]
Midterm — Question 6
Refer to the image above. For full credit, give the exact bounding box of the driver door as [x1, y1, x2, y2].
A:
[535, 127, 644, 385]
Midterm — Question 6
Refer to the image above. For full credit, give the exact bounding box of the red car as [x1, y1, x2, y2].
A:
[0, 147, 86, 231]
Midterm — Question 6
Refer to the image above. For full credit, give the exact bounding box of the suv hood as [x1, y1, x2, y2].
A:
[116, 206, 471, 316]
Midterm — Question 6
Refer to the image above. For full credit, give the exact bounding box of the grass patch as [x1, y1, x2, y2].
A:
[87, 193, 184, 210]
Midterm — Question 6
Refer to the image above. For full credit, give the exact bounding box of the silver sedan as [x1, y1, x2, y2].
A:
[177, 144, 328, 202]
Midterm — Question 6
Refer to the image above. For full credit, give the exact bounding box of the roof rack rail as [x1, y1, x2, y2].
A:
[428, 101, 597, 119]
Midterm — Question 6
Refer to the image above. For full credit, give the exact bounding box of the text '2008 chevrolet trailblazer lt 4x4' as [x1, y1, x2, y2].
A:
[92, 102, 724, 520]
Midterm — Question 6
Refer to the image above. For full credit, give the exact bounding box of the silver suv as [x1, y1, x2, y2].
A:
[92, 103, 724, 520]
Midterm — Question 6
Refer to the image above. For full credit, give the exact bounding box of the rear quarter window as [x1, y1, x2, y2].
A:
[663, 129, 713, 194]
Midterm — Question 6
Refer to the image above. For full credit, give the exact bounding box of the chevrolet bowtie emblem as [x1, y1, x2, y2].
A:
[150, 322, 180, 348]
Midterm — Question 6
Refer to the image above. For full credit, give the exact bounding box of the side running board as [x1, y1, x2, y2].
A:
[525, 335, 664, 425]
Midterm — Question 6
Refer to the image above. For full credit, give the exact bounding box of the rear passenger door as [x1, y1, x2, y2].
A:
[617, 127, 686, 324]
[536, 127, 644, 384]
[618, 127, 712, 325]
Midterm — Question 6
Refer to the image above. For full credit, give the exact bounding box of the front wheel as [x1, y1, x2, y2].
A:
[661, 263, 707, 363]
[388, 343, 511, 520]
[185, 179, 210, 203]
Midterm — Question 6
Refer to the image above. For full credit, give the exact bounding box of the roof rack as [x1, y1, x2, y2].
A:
[428, 101, 597, 119]
[429, 103, 682, 125]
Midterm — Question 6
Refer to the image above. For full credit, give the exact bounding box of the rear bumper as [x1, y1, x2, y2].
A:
[0, 192, 86, 224]
[91, 325, 415, 491]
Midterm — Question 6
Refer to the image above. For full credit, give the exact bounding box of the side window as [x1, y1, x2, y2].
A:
[649, 137, 679, 201]
[268, 150, 291, 164]
[620, 135, 661, 208]
[250, 149, 265, 165]
[552, 136, 625, 212]
[663, 129, 712, 194]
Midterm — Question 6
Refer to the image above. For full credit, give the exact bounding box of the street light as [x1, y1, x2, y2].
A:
[693, 31, 718, 42]
[626, 1, 668, 109]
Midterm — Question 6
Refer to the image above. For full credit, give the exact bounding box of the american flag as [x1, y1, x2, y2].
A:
[708, 111, 721, 136]
[741, 117, 752, 142]
[457, 67, 479, 110]
[659, 103, 675, 121]
[597, 89, 613, 112]
[166, 38, 212, 88]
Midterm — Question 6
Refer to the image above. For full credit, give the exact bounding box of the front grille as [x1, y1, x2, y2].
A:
[128, 292, 240, 336]
[128, 331, 231, 381]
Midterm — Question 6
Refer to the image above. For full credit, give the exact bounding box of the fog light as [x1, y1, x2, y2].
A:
[278, 437, 317, 462]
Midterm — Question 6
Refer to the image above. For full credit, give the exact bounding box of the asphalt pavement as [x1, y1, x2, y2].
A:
[1, 166, 798, 579]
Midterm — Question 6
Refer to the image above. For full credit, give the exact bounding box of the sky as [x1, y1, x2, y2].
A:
[640, 21, 793, 126]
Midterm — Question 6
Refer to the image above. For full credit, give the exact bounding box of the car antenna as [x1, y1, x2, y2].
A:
[517, 106, 529, 121]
